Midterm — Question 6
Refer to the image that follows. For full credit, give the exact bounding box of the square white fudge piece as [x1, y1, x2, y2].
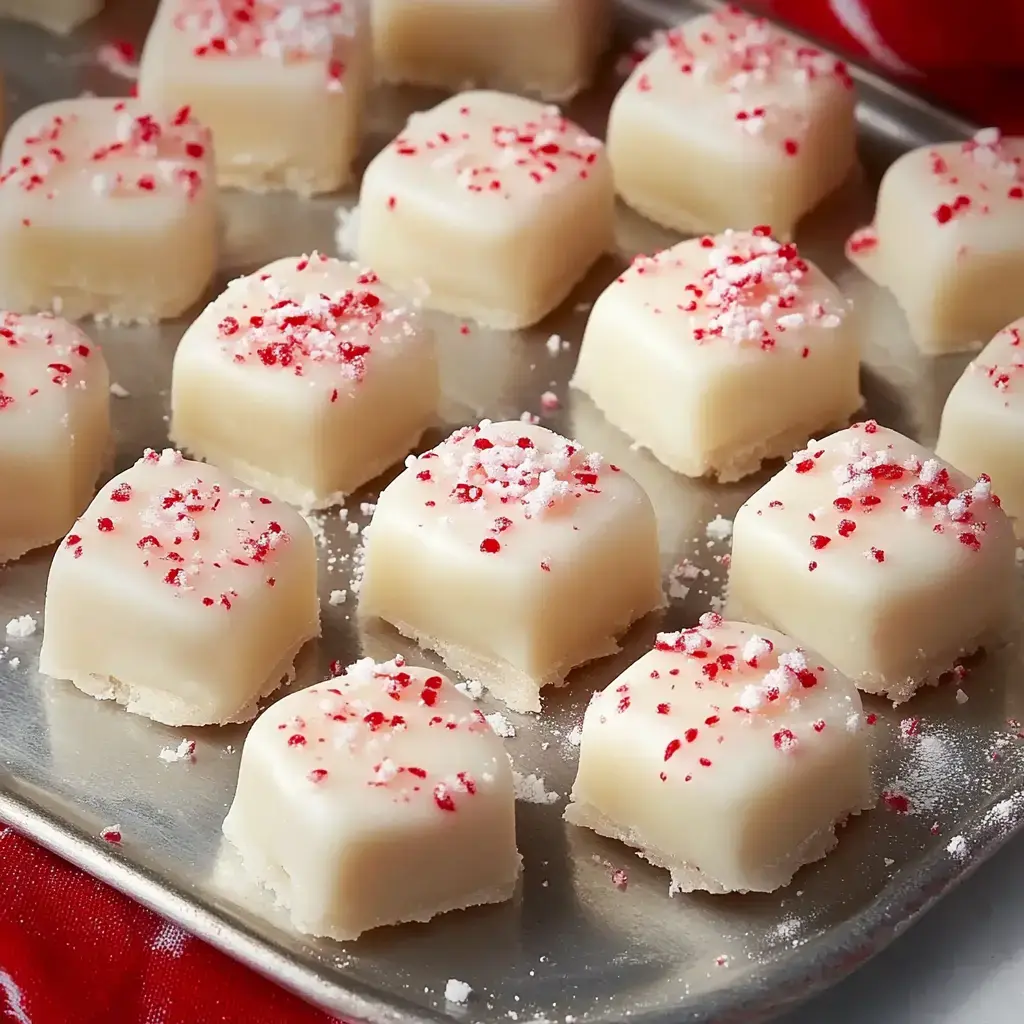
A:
[39, 449, 320, 726]
[222, 656, 520, 940]
[608, 8, 856, 238]
[0, 0, 102, 33]
[371, 0, 610, 102]
[0, 98, 217, 324]
[572, 229, 859, 482]
[359, 420, 663, 712]
[727, 421, 1017, 702]
[138, 0, 368, 195]
[0, 312, 110, 564]
[171, 254, 438, 509]
[356, 91, 614, 330]
[936, 318, 1024, 535]
[847, 129, 1024, 354]
[565, 615, 874, 893]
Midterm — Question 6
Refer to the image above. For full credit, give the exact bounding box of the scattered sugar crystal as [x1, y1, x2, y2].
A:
[159, 738, 196, 764]
[109, 382, 130, 398]
[444, 979, 472, 1005]
[8, 657, 19, 669]
[346, 522, 360, 535]
[512, 771, 560, 804]
[328, 589, 348, 606]
[359, 502, 377, 516]
[946, 835, 968, 858]
[546, 334, 563, 355]
[485, 712, 516, 739]
[6, 615, 37, 639]
[955, 688, 969, 704]
[705, 515, 734, 541]
[455, 679, 485, 700]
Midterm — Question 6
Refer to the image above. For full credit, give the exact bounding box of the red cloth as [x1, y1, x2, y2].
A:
[3, 4, 1024, 1023]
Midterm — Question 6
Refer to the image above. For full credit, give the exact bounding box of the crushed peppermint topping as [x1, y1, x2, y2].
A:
[405, 421, 610, 555]
[632, 8, 851, 155]
[973, 322, 1024, 393]
[68, 450, 292, 604]
[387, 96, 603, 197]
[622, 229, 845, 351]
[785, 423, 999, 556]
[172, 0, 356, 89]
[274, 657, 493, 808]
[0, 312, 98, 410]
[210, 255, 416, 386]
[0, 100, 211, 200]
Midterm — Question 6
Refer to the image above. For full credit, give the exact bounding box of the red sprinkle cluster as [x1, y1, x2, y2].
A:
[215, 256, 395, 385]
[172, 0, 354, 88]
[409, 421, 614, 561]
[779, 422, 999, 569]
[70, 450, 290, 607]
[276, 656, 492, 813]
[388, 100, 602, 197]
[0, 100, 210, 200]
[0, 312, 95, 412]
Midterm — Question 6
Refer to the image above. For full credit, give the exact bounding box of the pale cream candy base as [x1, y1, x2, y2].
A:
[356, 91, 615, 330]
[571, 235, 861, 482]
[170, 256, 438, 510]
[0, 0, 102, 33]
[607, 11, 857, 239]
[565, 621, 874, 893]
[0, 99, 218, 325]
[138, 1, 368, 196]
[935, 321, 1024, 537]
[848, 135, 1024, 355]
[371, 0, 609, 102]
[726, 425, 1018, 702]
[359, 421, 663, 714]
[221, 663, 520, 939]
[0, 315, 112, 565]
[39, 454, 321, 726]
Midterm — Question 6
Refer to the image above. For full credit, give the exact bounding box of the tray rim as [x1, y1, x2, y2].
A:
[0, 4, 1009, 1024]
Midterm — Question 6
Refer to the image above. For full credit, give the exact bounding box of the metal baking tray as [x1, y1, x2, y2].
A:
[1, 2, 1020, 1023]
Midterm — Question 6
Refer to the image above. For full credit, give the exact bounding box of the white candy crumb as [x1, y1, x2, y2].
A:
[884, 857, 894, 867]
[955, 688, 969, 704]
[8, 657, 19, 669]
[1016, 547, 1024, 565]
[328, 589, 347, 606]
[334, 205, 360, 256]
[5, 615, 37, 639]
[667, 560, 703, 599]
[359, 502, 376, 516]
[705, 515, 734, 541]
[485, 712, 516, 738]
[567, 725, 583, 747]
[109, 382, 130, 398]
[540, 390, 560, 411]
[346, 521, 360, 535]
[545, 334, 563, 355]
[158, 738, 196, 764]
[946, 835, 968, 858]
[445, 979, 472, 1005]
[512, 771, 560, 805]
[455, 678, 485, 700]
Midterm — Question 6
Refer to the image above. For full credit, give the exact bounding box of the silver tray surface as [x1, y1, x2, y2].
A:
[1, 3, 1021, 1023]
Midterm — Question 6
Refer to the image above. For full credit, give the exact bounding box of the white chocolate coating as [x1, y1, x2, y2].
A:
[727, 422, 1017, 701]
[572, 230, 860, 481]
[566, 616, 874, 893]
[359, 420, 663, 712]
[0, 313, 110, 564]
[847, 128, 1024, 354]
[0, 98, 217, 324]
[936, 318, 1024, 535]
[138, 0, 368, 195]
[608, 9, 856, 238]
[0, 0, 102, 33]
[171, 254, 437, 509]
[39, 449, 320, 725]
[371, 0, 610, 102]
[356, 90, 614, 329]
[222, 657, 520, 940]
